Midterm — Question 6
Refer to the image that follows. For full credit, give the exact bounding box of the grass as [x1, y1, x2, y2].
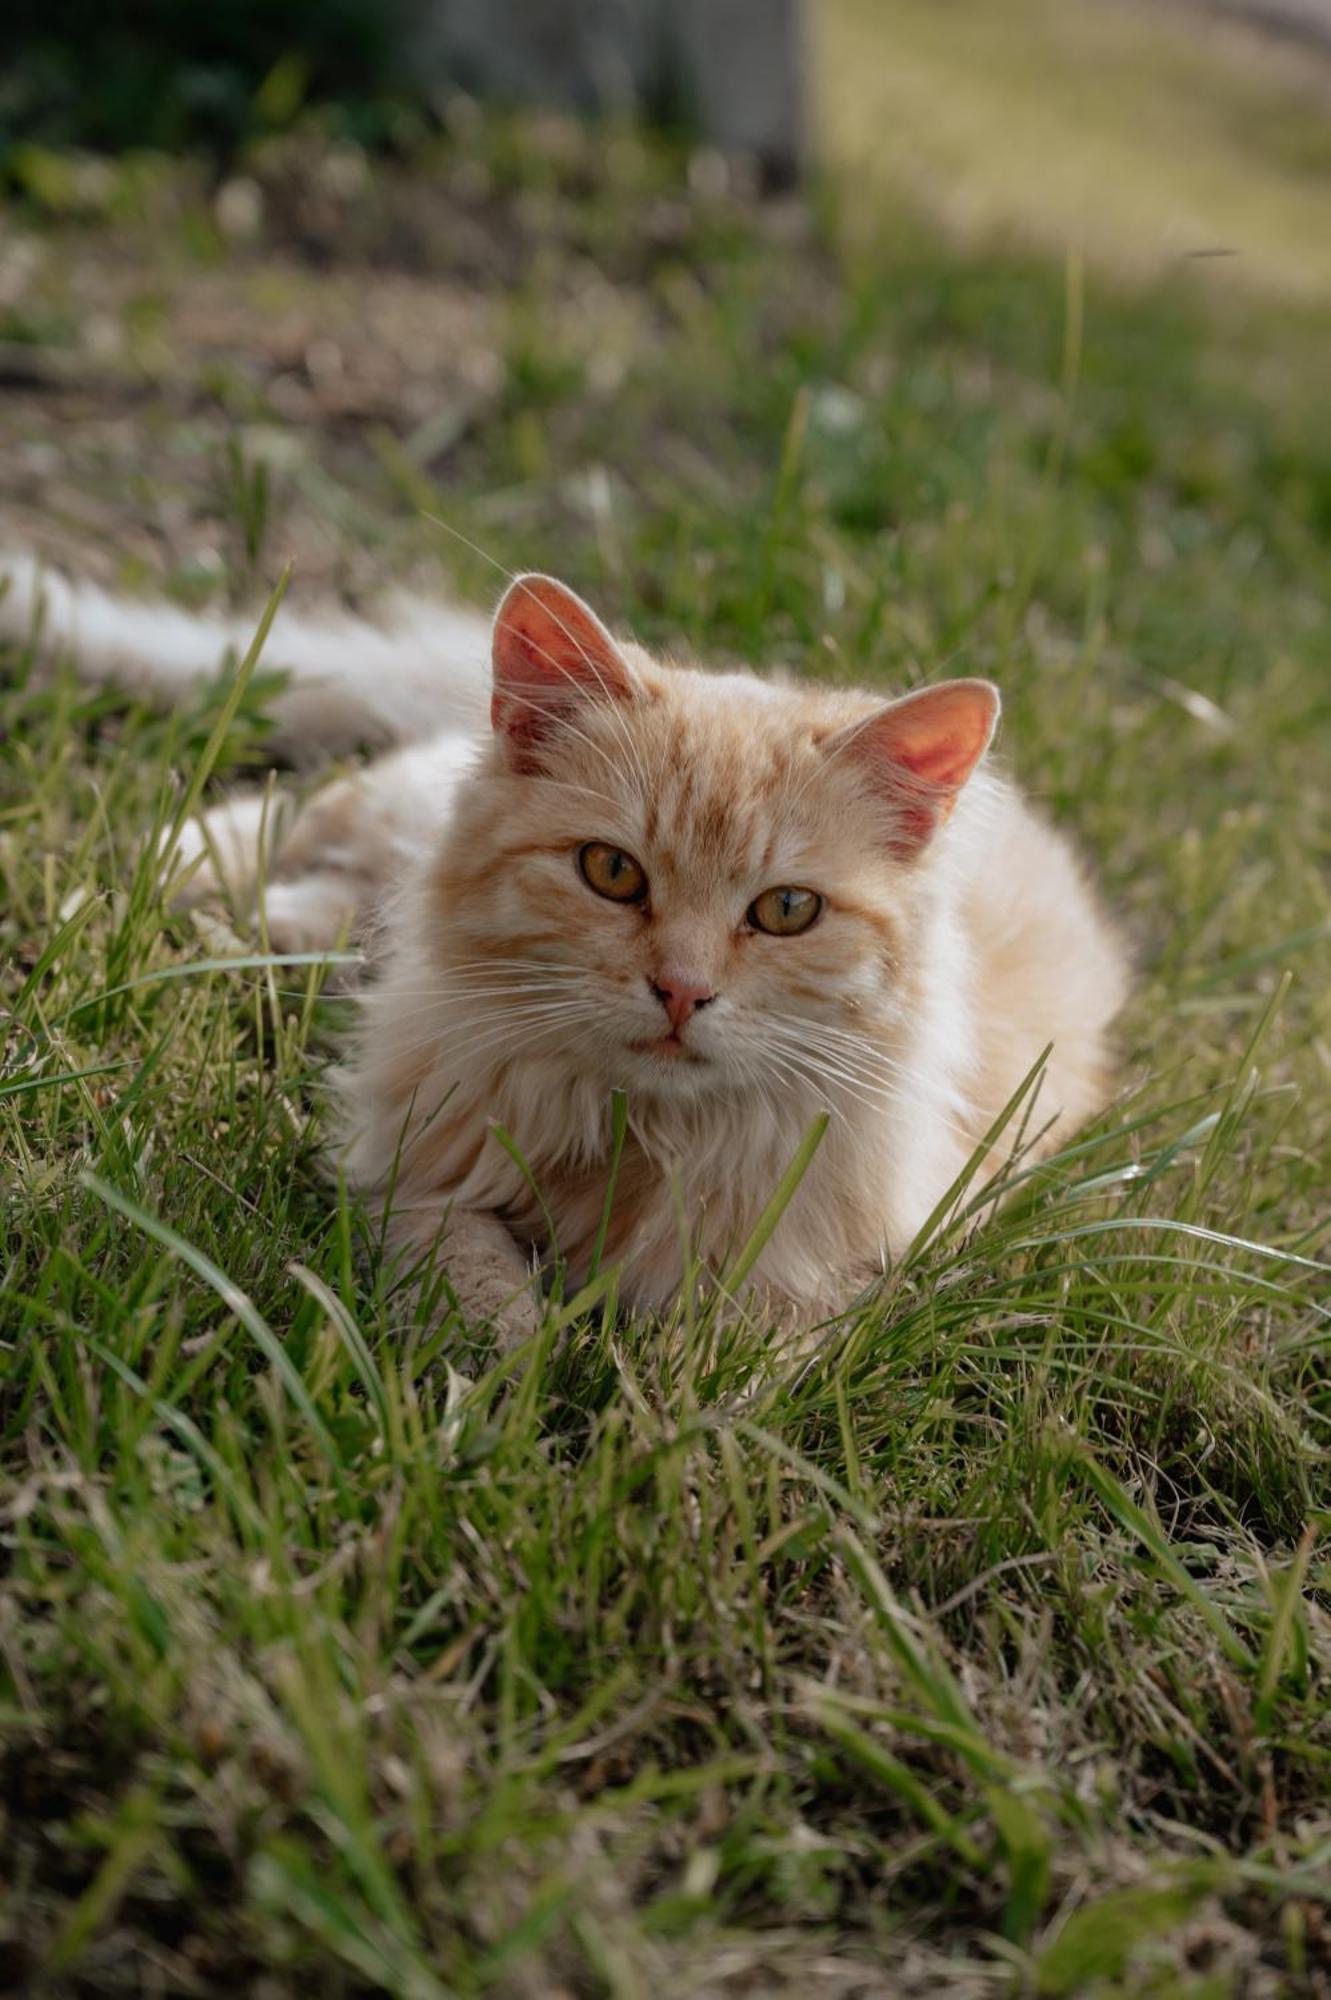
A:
[4, 18, 1331, 1995]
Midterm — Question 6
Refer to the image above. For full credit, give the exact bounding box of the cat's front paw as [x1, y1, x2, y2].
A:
[736, 1272, 879, 1361]
[395, 1206, 545, 1356]
[484, 1283, 543, 1356]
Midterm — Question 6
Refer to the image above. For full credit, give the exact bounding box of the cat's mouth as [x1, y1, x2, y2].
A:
[629, 1032, 708, 1064]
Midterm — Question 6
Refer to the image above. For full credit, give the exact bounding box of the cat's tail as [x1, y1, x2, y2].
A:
[0, 547, 493, 759]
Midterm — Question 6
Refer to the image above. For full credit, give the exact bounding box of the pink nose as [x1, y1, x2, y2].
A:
[650, 974, 717, 1034]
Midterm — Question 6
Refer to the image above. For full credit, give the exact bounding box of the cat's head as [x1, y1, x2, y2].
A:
[434, 575, 998, 1109]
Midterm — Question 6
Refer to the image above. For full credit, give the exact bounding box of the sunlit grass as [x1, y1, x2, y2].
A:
[820, 0, 1331, 301]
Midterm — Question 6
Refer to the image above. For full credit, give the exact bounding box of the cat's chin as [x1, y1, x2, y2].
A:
[609, 1041, 719, 1099]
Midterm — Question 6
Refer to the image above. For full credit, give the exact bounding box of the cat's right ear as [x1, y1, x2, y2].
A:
[491, 574, 634, 773]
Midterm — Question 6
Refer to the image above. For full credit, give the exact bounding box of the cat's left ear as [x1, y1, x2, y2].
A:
[828, 678, 1000, 858]
[491, 574, 635, 773]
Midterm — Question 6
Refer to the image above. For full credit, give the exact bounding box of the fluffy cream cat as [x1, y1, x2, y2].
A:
[3, 553, 1128, 1340]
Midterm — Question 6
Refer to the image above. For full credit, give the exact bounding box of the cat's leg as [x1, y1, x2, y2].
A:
[171, 732, 475, 955]
[170, 789, 294, 911]
[170, 776, 378, 953]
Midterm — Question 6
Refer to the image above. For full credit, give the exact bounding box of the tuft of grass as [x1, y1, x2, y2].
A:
[4, 34, 1331, 1998]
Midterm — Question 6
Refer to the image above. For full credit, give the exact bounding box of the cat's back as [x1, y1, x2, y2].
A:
[953, 773, 1128, 1145]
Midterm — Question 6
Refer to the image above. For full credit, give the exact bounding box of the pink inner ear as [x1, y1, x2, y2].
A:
[835, 679, 1000, 857]
[491, 574, 633, 772]
[881, 681, 1000, 788]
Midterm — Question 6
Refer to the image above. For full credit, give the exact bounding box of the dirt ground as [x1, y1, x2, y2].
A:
[0, 121, 814, 620]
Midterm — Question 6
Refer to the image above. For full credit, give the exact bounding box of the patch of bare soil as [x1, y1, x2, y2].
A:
[0, 122, 815, 609]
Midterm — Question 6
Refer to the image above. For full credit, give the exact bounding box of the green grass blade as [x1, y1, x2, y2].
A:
[81, 1170, 346, 1492]
[722, 1112, 829, 1294]
[588, 1086, 628, 1280]
[1071, 1447, 1257, 1671]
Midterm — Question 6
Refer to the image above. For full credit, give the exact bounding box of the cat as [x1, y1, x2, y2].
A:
[2, 550, 1129, 1343]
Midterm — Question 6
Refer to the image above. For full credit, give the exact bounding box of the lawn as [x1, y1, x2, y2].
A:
[3, 6, 1331, 1994]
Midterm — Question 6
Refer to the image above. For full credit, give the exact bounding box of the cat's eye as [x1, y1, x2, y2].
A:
[578, 841, 648, 903]
[749, 886, 822, 936]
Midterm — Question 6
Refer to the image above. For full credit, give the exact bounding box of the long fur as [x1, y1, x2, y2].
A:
[0, 548, 491, 758]
[2, 550, 1129, 1341]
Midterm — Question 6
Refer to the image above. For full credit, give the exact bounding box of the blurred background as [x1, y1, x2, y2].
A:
[2, 0, 1330, 655]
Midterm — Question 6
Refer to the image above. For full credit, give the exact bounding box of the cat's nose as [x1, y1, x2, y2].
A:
[649, 974, 717, 1034]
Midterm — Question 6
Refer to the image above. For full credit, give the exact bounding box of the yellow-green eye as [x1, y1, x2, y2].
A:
[578, 842, 647, 903]
[749, 886, 822, 936]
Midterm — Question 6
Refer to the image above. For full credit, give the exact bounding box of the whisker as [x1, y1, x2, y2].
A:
[372, 1000, 600, 1067]
[762, 1030, 987, 1150]
[763, 1016, 917, 1085]
[368, 996, 595, 1035]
